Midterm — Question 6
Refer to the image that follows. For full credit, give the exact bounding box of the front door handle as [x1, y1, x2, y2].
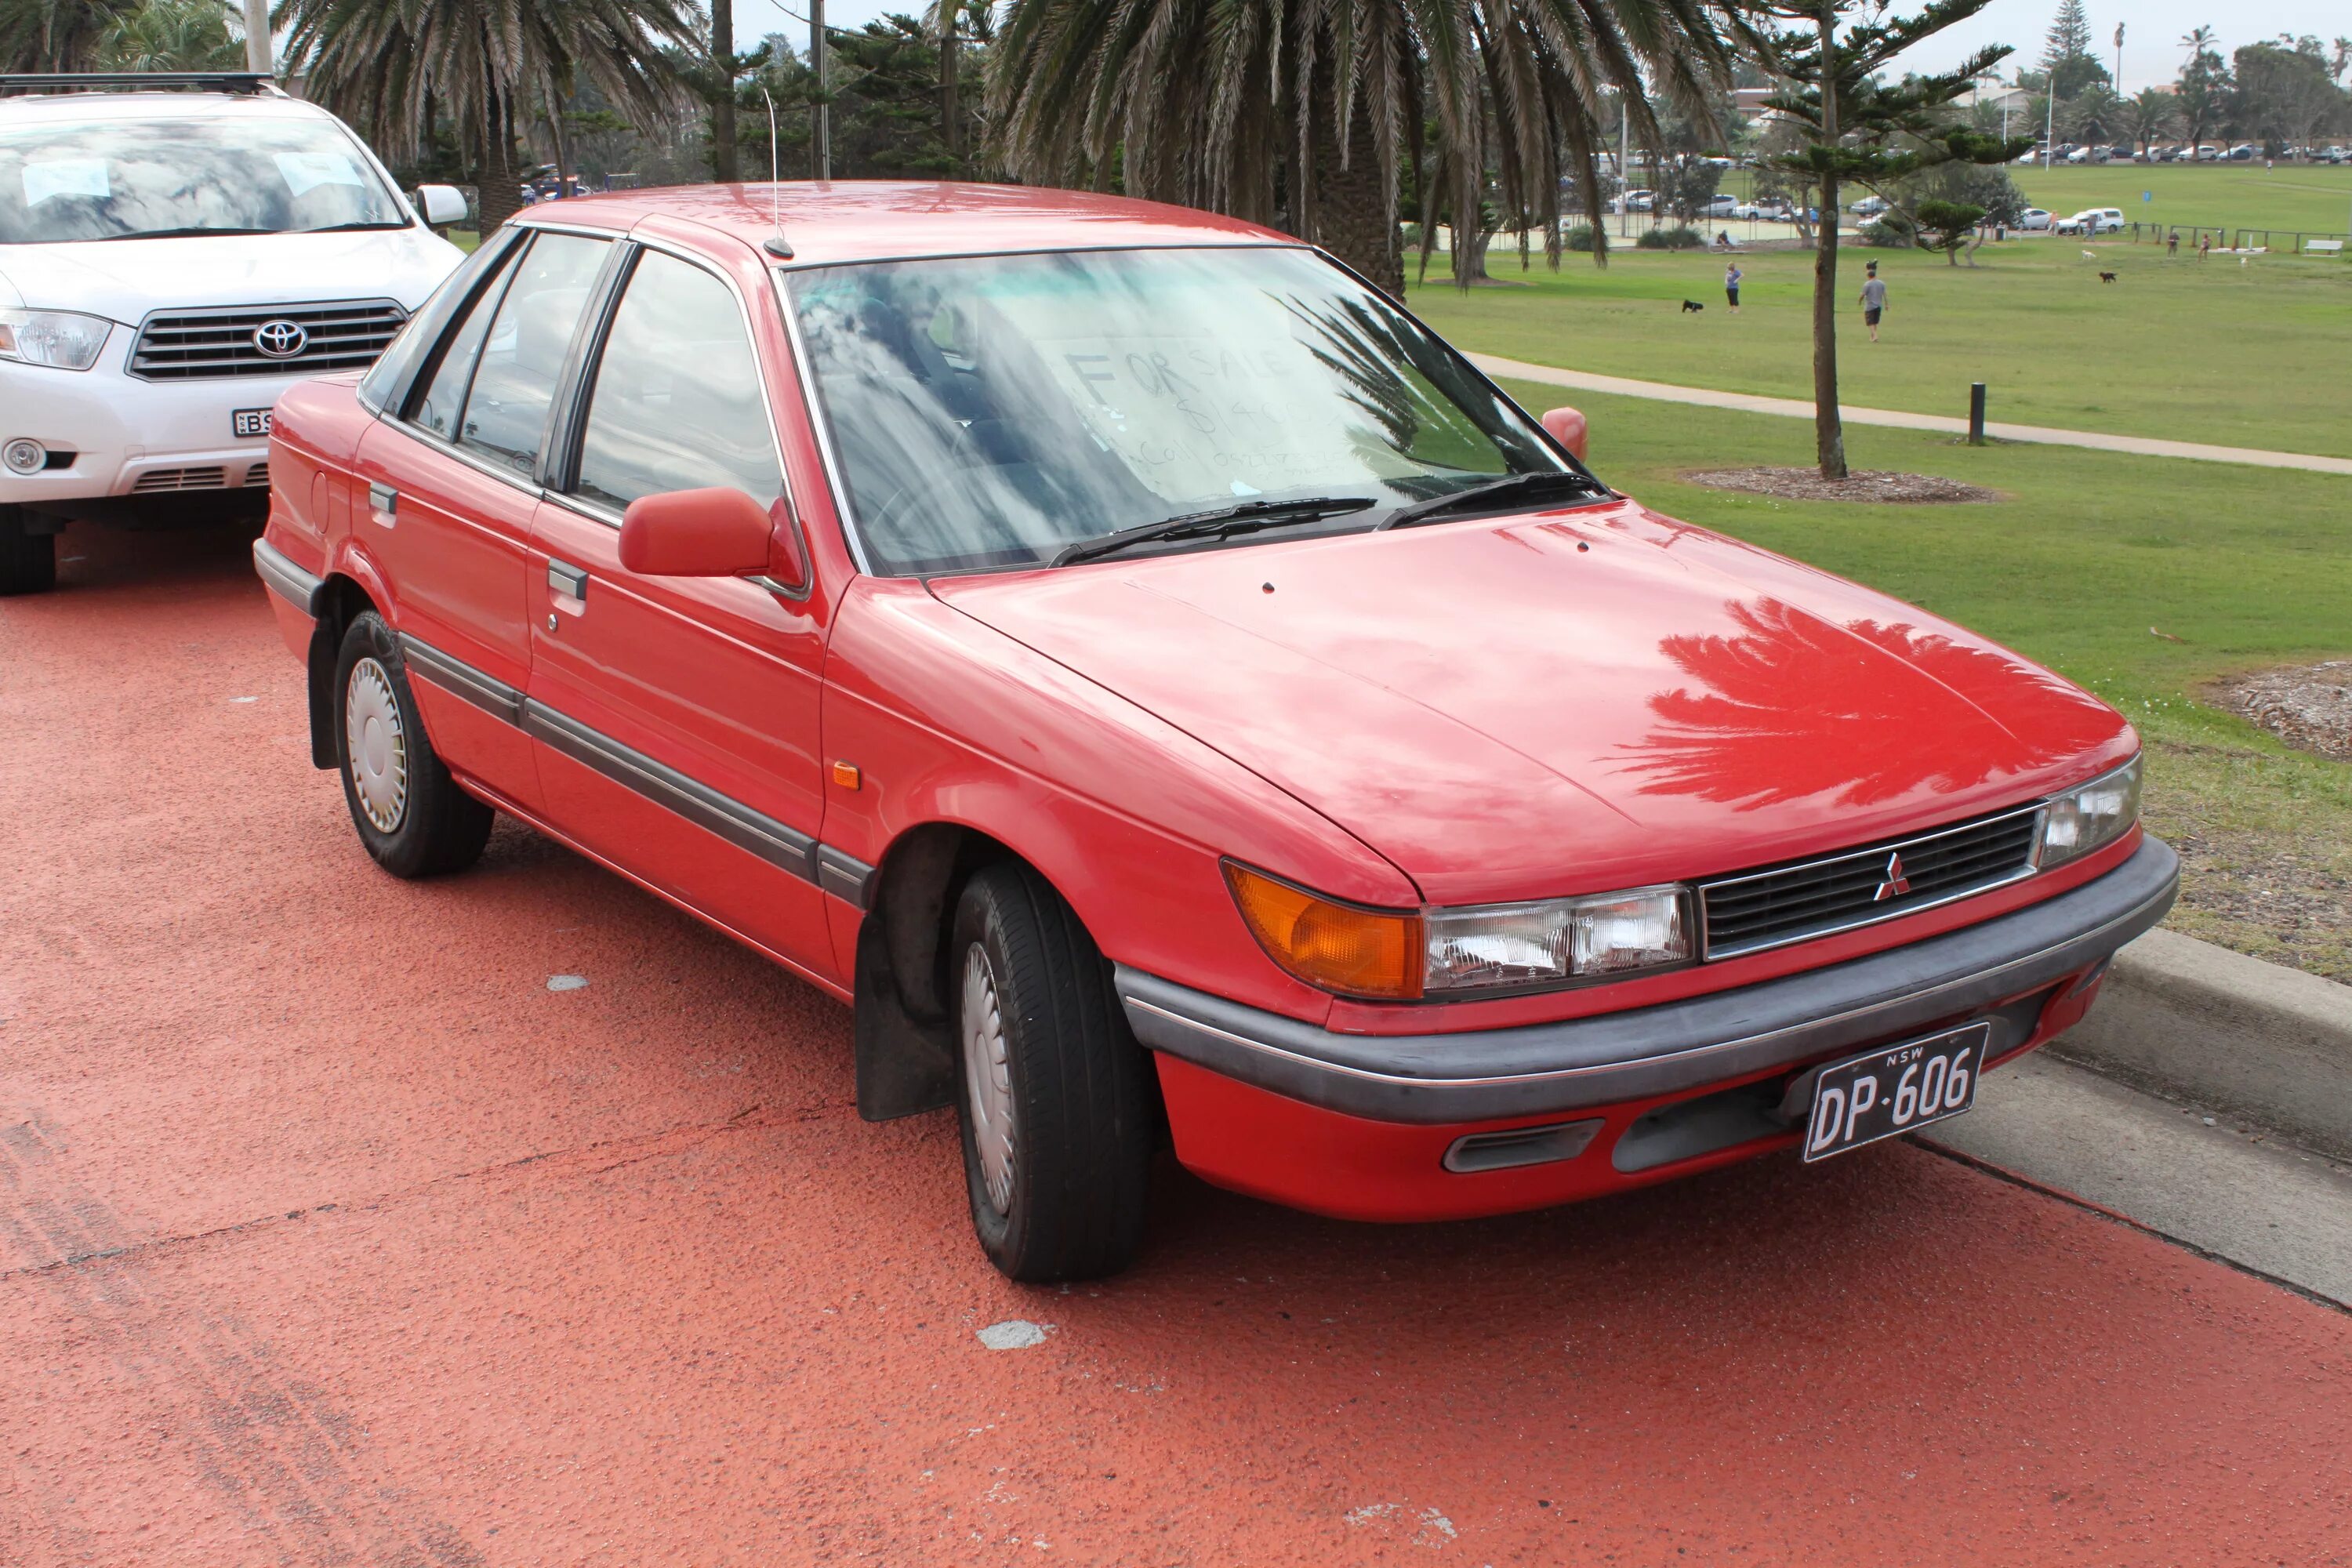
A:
[547, 560, 589, 619]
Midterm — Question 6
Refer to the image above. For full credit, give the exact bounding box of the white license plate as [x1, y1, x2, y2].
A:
[233, 408, 273, 438]
[1801, 1022, 1988, 1162]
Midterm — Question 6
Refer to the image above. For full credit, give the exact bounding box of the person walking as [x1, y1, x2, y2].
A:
[2167, 228, 2179, 256]
[1859, 260, 1887, 343]
[1724, 260, 1743, 314]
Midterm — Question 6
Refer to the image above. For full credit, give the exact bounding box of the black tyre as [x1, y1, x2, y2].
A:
[332, 611, 493, 878]
[0, 505, 56, 596]
[952, 861, 1154, 1282]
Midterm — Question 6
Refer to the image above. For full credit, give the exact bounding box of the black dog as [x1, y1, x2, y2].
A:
[1680, 299, 1706, 313]
[2098, 270, 2118, 282]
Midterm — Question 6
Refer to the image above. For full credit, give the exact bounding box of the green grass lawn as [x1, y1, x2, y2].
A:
[1490, 376, 2352, 979]
[2011, 161, 2352, 238]
[1411, 241, 2352, 457]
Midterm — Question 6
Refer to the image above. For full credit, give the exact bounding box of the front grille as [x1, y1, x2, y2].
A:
[1699, 804, 2042, 959]
[132, 466, 227, 492]
[243, 461, 268, 488]
[128, 299, 407, 381]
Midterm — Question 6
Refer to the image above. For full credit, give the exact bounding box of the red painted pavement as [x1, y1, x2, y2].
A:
[3, 521, 2349, 1566]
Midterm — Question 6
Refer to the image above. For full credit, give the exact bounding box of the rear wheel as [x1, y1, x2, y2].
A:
[952, 861, 1154, 1282]
[332, 611, 493, 878]
[0, 506, 56, 596]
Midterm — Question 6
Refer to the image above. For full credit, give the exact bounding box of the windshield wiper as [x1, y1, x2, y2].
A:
[92, 226, 276, 241]
[298, 220, 411, 233]
[1051, 496, 1376, 567]
[1373, 470, 1609, 531]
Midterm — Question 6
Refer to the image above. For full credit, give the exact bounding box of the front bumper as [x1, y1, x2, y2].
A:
[1120, 835, 2179, 1126]
[0, 357, 291, 505]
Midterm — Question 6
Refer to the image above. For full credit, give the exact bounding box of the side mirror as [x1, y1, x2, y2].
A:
[621, 488, 787, 580]
[1541, 406, 1588, 463]
[416, 183, 468, 227]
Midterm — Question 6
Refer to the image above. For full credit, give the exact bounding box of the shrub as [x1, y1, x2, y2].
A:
[1563, 223, 1598, 252]
[1635, 225, 1706, 250]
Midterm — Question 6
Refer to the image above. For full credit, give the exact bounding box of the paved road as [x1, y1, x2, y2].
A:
[1470, 353, 2352, 476]
[6, 521, 2352, 1567]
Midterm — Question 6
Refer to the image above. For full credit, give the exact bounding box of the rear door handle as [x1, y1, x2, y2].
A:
[367, 482, 397, 527]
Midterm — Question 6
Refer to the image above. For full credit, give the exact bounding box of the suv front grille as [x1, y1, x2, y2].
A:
[1699, 804, 2042, 959]
[128, 299, 407, 381]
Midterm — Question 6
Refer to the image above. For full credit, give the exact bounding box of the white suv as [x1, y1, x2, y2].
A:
[0, 72, 466, 593]
[2054, 208, 2124, 236]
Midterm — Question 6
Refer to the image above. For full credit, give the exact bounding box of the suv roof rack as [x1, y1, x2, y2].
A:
[0, 72, 285, 98]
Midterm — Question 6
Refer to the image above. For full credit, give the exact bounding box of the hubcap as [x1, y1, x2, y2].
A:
[344, 657, 408, 833]
[961, 943, 1016, 1214]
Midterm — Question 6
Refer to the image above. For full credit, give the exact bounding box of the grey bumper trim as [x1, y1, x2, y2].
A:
[252, 538, 324, 616]
[397, 633, 524, 725]
[1117, 836, 2180, 1124]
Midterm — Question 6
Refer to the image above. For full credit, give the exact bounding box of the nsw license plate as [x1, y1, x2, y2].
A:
[1801, 1022, 1988, 1163]
[233, 408, 273, 438]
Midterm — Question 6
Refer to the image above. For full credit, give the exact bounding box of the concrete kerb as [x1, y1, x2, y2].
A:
[2052, 927, 2352, 1163]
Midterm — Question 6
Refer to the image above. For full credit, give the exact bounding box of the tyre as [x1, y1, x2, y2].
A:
[332, 611, 493, 878]
[952, 860, 1154, 1282]
[0, 505, 56, 596]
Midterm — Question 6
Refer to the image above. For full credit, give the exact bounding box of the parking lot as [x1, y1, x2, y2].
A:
[1, 518, 2347, 1564]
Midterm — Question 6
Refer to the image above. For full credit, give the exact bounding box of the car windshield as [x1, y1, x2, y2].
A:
[786, 245, 1570, 575]
[0, 116, 408, 245]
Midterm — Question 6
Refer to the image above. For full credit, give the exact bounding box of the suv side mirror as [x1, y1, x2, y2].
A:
[1541, 406, 1588, 463]
[621, 488, 793, 582]
[416, 184, 468, 227]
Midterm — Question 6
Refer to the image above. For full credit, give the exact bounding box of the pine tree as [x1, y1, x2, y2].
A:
[2039, 0, 2107, 100]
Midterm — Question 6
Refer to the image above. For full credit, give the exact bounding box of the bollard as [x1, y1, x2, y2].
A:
[1969, 383, 1987, 446]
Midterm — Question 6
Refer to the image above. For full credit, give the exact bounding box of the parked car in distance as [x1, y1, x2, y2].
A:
[2054, 208, 2124, 235]
[256, 183, 2178, 1281]
[2016, 207, 2053, 230]
[1701, 193, 1739, 218]
[1850, 194, 1890, 216]
[1729, 201, 1790, 222]
[2226, 143, 2257, 162]
[0, 71, 466, 594]
[1616, 189, 1655, 212]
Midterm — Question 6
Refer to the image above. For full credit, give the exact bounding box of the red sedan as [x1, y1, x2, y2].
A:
[254, 184, 2176, 1280]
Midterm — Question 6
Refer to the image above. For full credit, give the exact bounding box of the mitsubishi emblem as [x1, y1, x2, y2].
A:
[1873, 851, 1913, 902]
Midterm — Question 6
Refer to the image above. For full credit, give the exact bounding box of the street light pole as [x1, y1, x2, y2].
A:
[811, 0, 829, 181]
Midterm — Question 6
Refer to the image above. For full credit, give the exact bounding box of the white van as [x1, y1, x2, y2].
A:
[0, 72, 466, 593]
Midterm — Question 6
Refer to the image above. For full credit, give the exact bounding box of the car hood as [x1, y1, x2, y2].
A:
[928, 501, 2136, 906]
[0, 227, 463, 318]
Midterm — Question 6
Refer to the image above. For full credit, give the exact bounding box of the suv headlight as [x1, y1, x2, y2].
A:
[2033, 755, 2141, 870]
[1425, 885, 1691, 994]
[0, 309, 112, 371]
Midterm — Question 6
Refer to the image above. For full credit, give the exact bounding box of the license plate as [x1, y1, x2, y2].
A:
[1801, 1022, 1988, 1163]
[233, 408, 273, 438]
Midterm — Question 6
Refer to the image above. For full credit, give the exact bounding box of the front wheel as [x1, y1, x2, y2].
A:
[0, 505, 56, 596]
[332, 611, 493, 878]
[953, 861, 1154, 1282]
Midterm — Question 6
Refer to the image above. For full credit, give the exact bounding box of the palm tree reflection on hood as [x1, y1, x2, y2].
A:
[1620, 599, 2122, 811]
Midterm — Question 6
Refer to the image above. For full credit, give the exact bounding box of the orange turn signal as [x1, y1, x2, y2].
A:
[1222, 862, 1423, 1000]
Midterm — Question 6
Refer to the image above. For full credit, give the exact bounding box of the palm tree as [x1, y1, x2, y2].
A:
[92, 0, 242, 71]
[985, 0, 1744, 296]
[2125, 85, 2175, 154]
[0, 0, 137, 70]
[281, 0, 700, 235]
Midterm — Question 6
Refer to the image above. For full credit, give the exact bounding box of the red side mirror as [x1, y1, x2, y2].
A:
[1541, 406, 1588, 463]
[619, 487, 789, 581]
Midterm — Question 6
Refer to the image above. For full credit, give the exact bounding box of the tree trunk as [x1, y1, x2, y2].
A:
[1454, 227, 1493, 283]
[1306, 75, 1403, 296]
[711, 0, 739, 183]
[1809, 3, 1848, 481]
[938, 3, 959, 165]
[476, 93, 525, 236]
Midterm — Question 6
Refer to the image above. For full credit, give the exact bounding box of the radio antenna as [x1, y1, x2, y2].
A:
[760, 85, 793, 258]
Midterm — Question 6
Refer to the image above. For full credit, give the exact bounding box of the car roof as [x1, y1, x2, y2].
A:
[517, 181, 1292, 269]
[0, 89, 335, 126]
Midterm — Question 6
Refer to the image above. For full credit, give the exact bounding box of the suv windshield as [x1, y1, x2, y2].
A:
[787, 245, 1571, 575]
[0, 116, 408, 244]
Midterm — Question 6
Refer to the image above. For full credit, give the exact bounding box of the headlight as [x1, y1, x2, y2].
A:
[1425, 885, 1692, 994]
[2034, 754, 2141, 870]
[0, 308, 112, 371]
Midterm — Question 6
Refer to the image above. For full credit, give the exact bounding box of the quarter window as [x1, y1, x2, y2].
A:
[409, 244, 518, 441]
[456, 231, 609, 475]
[574, 249, 783, 514]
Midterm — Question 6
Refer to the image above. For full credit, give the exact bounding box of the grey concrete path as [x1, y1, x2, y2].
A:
[1471, 353, 2352, 477]
[1922, 1051, 2352, 1308]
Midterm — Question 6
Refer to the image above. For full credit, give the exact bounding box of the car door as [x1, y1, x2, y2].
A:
[352, 226, 616, 811]
[521, 240, 841, 985]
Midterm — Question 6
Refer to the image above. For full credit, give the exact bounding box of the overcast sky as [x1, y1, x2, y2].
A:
[732, 0, 2347, 96]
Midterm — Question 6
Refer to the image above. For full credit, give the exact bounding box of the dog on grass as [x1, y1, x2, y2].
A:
[2099, 270, 2118, 283]
[1680, 299, 1705, 313]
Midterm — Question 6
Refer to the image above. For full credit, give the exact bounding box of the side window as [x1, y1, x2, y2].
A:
[574, 250, 783, 514]
[362, 224, 522, 416]
[409, 246, 517, 441]
[456, 232, 609, 476]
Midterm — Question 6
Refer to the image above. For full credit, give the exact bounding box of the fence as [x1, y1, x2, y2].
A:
[2120, 221, 2351, 255]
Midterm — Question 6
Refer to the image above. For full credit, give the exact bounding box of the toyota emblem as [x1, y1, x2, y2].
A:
[252, 319, 309, 358]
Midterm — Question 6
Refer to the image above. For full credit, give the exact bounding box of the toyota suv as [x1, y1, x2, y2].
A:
[0, 71, 466, 593]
